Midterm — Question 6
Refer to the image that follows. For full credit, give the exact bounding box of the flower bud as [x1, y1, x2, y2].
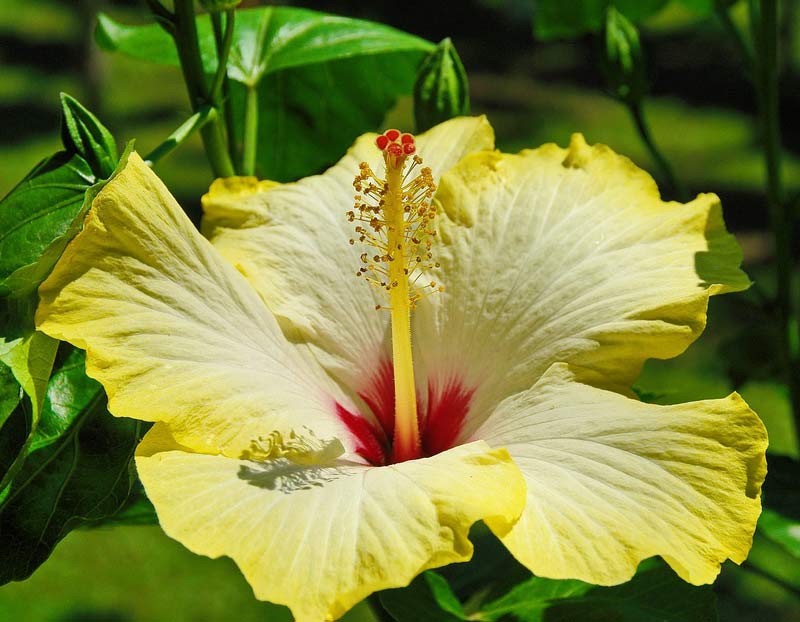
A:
[413, 38, 470, 133]
[198, 0, 241, 12]
[600, 7, 647, 107]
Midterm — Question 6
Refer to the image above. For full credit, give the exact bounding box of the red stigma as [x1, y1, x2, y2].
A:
[378, 129, 416, 164]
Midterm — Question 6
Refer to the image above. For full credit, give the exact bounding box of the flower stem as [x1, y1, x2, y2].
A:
[143, 105, 217, 166]
[242, 84, 258, 176]
[750, 0, 800, 438]
[172, 0, 234, 178]
[628, 102, 687, 201]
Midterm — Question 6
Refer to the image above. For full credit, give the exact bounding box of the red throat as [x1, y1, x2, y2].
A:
[335, 360, 475, 465]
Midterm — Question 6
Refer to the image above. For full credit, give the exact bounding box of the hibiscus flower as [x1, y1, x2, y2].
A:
[36, 117, 767, 622]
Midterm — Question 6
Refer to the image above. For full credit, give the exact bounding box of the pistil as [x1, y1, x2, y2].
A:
[385, 161, 420, 461]
[349, 129, 439, 462]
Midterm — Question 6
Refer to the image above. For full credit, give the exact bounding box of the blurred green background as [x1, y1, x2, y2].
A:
[1, 0, 799, 620]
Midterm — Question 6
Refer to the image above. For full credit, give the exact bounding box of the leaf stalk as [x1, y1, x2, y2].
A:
[171, 0, 235, 177]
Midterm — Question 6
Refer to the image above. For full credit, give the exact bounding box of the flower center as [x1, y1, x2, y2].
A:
[335, 361, 476, 466]
[346, 129, 443, 463]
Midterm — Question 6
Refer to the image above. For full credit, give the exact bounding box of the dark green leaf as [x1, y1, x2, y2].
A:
[0, 140, 135, 301]
[439, 522, 531, 604]
[0, 347, 144, 584]
[0, 152, 96, 296]
[96, 481, 158, 526]
[96, 7, 432, 180]
[239, 51, 423, 181]
[533, 0, 669, 40]
[0, 331, 59, 494]
[0, 366, 24, 484]
[380, 572, 467, 622]
[59, 93, 118, 179]
[0, 365, 21, 430]
[478, 560, 717, 621]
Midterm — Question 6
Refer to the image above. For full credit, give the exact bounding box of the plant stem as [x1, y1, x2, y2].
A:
[172, 0, 234, 178]
[629, 102, 687, 201]
[211, 9, 240, 171]
[143, 106, 217, 166]
[750, 0, 800, 436]
[242, 84, 258, 176]
[209, 11, 235, 104]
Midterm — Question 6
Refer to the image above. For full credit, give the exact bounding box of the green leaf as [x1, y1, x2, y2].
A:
[0, 152, 96, 296]
[533, 0, 669, 40]
[96, 481, 158, 526]
[0, 331, 59, 495]
[759, 509, 800, 559]
[0, 139, 135, 302]
[478, 560, 717, 621]
[239, 51, 423, 181]
[222, 8, 432, 84]
[380, 572, 467, 622]
[439, 522, 531, 606]
[96, 7, 433, 181]
[98, 8, 432, 80]
[59, 93, 118, 179]
[0, 331, 58, 418]
[95, 12, 181, 66]
[0, 365, 21, 431]
[0, 347, 144, 584]
[478, 575, 591, 621]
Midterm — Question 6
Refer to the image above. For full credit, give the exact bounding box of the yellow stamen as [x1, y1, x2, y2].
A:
[350, 132, 439, 461]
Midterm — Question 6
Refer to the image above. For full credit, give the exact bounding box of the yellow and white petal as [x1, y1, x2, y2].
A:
[136, 423, 526, 622]
[476, 364, 767, 586]
[202, 117, 495, 394]
[36, 152, 351, 456]
[416, 136, 750, 437]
